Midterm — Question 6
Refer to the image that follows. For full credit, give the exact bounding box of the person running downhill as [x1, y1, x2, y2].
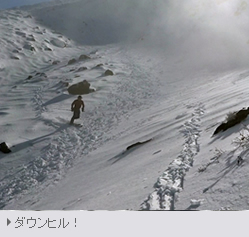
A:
[70, 95, 85, 124]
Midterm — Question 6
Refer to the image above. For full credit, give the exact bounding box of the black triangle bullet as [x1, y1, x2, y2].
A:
[7, 218, 11, 226]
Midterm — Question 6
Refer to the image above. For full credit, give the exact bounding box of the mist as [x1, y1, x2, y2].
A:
[0, 0, 52, 9]
[154, 0, 249, 70]
[30, 0, 249, 71]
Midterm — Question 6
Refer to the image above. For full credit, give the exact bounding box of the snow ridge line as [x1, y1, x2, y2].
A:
[140, 104, 205, 210]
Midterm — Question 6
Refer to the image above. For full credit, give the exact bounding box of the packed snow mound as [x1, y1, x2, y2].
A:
[50, 38, 67, 48]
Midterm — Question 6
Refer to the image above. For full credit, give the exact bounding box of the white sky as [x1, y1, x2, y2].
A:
[0, 0, 52, 9]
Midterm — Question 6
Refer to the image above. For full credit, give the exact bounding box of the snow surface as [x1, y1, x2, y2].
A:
[1, 0, 249, 211]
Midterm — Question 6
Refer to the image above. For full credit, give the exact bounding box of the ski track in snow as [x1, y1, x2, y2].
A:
[141, 104, 205, 210]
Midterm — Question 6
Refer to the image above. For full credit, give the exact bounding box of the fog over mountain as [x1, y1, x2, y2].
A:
[28, 0, 249, 71]
[0, 0, 52, 9]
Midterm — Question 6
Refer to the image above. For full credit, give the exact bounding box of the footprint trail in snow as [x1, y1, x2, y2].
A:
[141, 104, 205, 210]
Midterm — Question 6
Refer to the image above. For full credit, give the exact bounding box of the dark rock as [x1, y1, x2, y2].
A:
[0, 142, 11, 153]
[126, 138, 153, 150]
[76, 67, 88, 72]
[35, 72, 47, 78]
[12, 49, 19, 53]
[25, 72, 47, 83]
[213, 107, 249, 135]
[23, 43, 36, 51]
[104, 69, 114, 76]
[93, 64, 103, 69]
[52, 60, 60, 65]
[68, 58, 77, 65]
[11, 56, 19, 60]
[68, 80, 95, 95]
[79, 54, 91, 61]
[237, 156, 243, 165]
[44, 47, 52, 51]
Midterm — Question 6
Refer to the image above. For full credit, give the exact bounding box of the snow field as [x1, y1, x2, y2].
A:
[1, 0, 249, 211]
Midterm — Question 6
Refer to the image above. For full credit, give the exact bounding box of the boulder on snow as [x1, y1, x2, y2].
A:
[68, 80, 95, 95]
[126, 138, 153, 151]
[12, 49, 20, 53]
[52, 60, 60, 65]
[104, 69, 114, 76]
[68, 58, 77, 65]
[0, 142, 11, 154]
[76, 66, 88, 72]
[44, 46, 52, 51]
[79, 54, 91, 61]
[11, 56, 20, 60]
[92, 64, 104, 69]
[213, 107, 249, 135]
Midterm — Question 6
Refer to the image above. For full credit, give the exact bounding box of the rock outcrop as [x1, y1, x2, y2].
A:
[213, 107, 249, 135]
[104, 69, 114, 76]
[0, 142, 11, 154]
[68, 80, 95, 95]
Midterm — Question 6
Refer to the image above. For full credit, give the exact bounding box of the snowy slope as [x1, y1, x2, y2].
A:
[1, 0, 249, 210]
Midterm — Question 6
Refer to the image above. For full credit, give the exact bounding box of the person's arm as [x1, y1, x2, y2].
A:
[81, 101, 85, 112]
[71, 100, 75, 111]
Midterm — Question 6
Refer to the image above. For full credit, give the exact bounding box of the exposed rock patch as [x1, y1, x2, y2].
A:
[79, 54, 91, 61]
[68, 58, 77, 65]
[213, 107, 249, 135]
[68, 80, 95, 95]
[0, 142, 11, 154]
[104, 69, 114, 76]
